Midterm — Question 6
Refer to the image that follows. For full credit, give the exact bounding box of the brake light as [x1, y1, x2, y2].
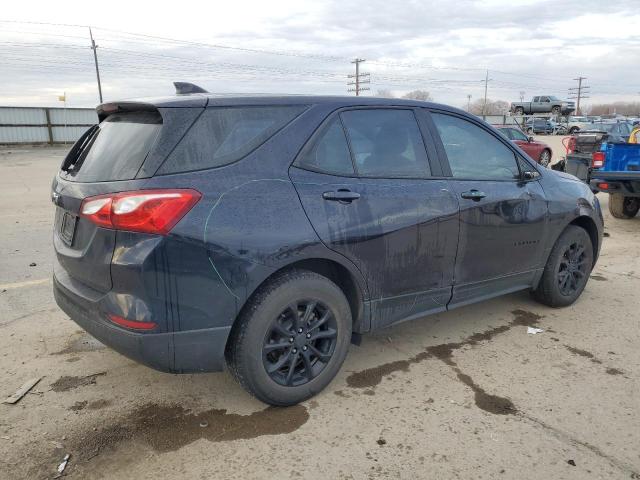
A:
[80, 189, 201, 235]
[592, 151, 606, 169]
[108, 314, 157, 331]
[563, 136, 576, 154]
[597, 182, 609, 190]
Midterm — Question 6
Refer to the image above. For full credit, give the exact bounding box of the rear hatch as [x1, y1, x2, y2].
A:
[52, 103, 204, 293]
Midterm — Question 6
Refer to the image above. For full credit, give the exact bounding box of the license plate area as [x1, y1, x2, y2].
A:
[59, 210, 77, 246]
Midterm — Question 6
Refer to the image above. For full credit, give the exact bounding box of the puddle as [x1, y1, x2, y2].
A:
[53, 334, 105, 355]
[565, 346, 603, 364]
[346, 310, 542, 414]
[590, 275, 607, 281]
[72, 403, 309, 460]
[51, 372, 106, 392]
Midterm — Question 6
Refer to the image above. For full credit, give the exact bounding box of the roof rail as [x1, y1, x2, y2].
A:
[173, 82, 209, 95]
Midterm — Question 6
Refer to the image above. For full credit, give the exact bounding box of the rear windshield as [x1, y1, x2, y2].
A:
[60, 111, 162, 182]
[157, 105, 307, 174]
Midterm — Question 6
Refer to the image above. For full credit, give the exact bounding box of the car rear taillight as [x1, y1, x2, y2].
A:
[592, 151, 606, 169]
[108, 314, 157, 331]
[563, 136, 576, 155]
[80, 189, 201, 235]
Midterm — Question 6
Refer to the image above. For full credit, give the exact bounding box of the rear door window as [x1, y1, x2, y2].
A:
[158, 105, 307, 174]
[295, 117, 354, 175]
[61, 111, 161, 182]
[340, 109, 430, 178]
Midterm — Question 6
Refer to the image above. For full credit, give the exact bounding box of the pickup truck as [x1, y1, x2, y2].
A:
[511, 96, 576, 116]
[590, 143, 640, 219]
[563, 123, 639, 219]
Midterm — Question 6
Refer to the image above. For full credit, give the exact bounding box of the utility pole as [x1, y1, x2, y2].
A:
[519, 91, 525, 102]
[347, 58, 370, 96]
[480, 70, 492, 115]
[89, 27, 103, 103]
[467, 94, 472, 112]
[568, 76, 590, 116]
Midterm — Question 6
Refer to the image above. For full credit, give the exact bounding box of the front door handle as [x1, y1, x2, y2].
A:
[322, 190, 361, 203]
[461, 190, 487, 201]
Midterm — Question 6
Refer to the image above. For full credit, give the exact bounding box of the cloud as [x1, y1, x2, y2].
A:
[0, 0, 637, 108]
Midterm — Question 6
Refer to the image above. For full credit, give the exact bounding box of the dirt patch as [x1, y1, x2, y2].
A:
[53, 334, 105, 355]
[70, 400, 88, 412]
[606, 367, 624, 376]
[590, 275, 607, 281]
[70, 403, 308, 462]
[565, 346, 603, 364]
[50, 372, 106, 392]
[88, 399, 112, 410]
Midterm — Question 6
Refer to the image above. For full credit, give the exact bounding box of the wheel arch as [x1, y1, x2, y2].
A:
[568, 215, 600, 263]
[231, 256, 370, 344]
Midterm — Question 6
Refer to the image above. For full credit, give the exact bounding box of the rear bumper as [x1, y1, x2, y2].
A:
[590, 173, 640, 197]
[53, 268, 231, 373]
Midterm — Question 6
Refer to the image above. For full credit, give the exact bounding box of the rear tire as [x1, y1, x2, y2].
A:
[226, 269, 352, 406]
[552, 106, 561, 115]
[569, 126, 580, 134]
[533, 226, 593, 308]
[515, 107, 525, 115]
[608, 193, 640, 219]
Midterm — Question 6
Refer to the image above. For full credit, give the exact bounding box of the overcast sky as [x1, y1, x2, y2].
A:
[1, 0, 638, 109]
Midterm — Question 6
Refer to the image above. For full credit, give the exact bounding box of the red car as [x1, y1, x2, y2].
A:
[496, 126, 553, 167]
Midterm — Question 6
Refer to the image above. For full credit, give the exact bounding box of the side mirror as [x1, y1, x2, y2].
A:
[523, 170, 540, 180]
[528, 136, 534, 142]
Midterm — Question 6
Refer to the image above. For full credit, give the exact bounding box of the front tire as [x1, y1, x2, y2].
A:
[226, 269, 352, 406]
[514, 107, 525, 115]
[538, 149, 551, 167]
[608, 193, 640, 219]
[533, 226, 593, 308]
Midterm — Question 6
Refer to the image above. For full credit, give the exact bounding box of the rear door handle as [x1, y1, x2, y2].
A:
[322, 190, 361, 203]
[460, 190, 487, 201]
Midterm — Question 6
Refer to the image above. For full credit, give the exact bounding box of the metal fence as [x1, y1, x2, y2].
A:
[0, 106, 98, 145]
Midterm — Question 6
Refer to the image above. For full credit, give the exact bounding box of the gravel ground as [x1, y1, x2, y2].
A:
[0, 146, 638, 480]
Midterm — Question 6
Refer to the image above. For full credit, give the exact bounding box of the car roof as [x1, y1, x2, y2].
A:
[97, 93, 465, 114]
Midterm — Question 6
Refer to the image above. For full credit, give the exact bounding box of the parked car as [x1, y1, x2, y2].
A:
[511, 96, 575, 116]
[496, 126, 553, 166]
[564, 116, 594, 134]
[525, 118, 554, 135]
[52, 86, 603, 405]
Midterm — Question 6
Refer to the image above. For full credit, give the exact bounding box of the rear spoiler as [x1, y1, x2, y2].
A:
[96, 102, 158, 122]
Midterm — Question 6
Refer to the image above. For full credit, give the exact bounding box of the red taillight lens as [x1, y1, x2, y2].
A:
[592, 151, 606, 169]
[108, 314, 157, 331]
[80, 189, 201, 235]
[597, 182, 609, 190]
[563, 136, 576, 155]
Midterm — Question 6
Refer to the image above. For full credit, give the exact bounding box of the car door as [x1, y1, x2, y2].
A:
[289, 107, 459, 329]
[426, 110, 548, 308]
[531, 96, 541, 113]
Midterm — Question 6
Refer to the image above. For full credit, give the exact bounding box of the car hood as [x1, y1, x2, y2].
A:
[548, 168, 583, 183]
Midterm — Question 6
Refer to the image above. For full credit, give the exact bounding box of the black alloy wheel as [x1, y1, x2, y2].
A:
[557, 241, 589, 296]
[263, 300, 338, 387]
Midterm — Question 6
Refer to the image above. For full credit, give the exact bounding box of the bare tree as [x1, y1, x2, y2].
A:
[587, 102, 640, 116]
[402, 90, 433, 102]
[469, 98, 509, 115]
[375, 89, 395, 98]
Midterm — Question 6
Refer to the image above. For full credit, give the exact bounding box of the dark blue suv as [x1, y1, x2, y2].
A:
[52, 89, 603, 405]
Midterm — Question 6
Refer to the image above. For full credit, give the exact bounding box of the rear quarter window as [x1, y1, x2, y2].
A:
[157, 105, 307, 174]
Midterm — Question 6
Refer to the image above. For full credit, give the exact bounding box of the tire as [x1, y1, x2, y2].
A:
[538, 149, 551, 167]
[551, 105, 561, 115]
[608, 193, 640, 219]
[226, 269, 352, 406]
[514, 107, 525, 115]
[527, 127, 534, 134]
[533, 225, 594, 308]
[569, 126, 580, 134]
